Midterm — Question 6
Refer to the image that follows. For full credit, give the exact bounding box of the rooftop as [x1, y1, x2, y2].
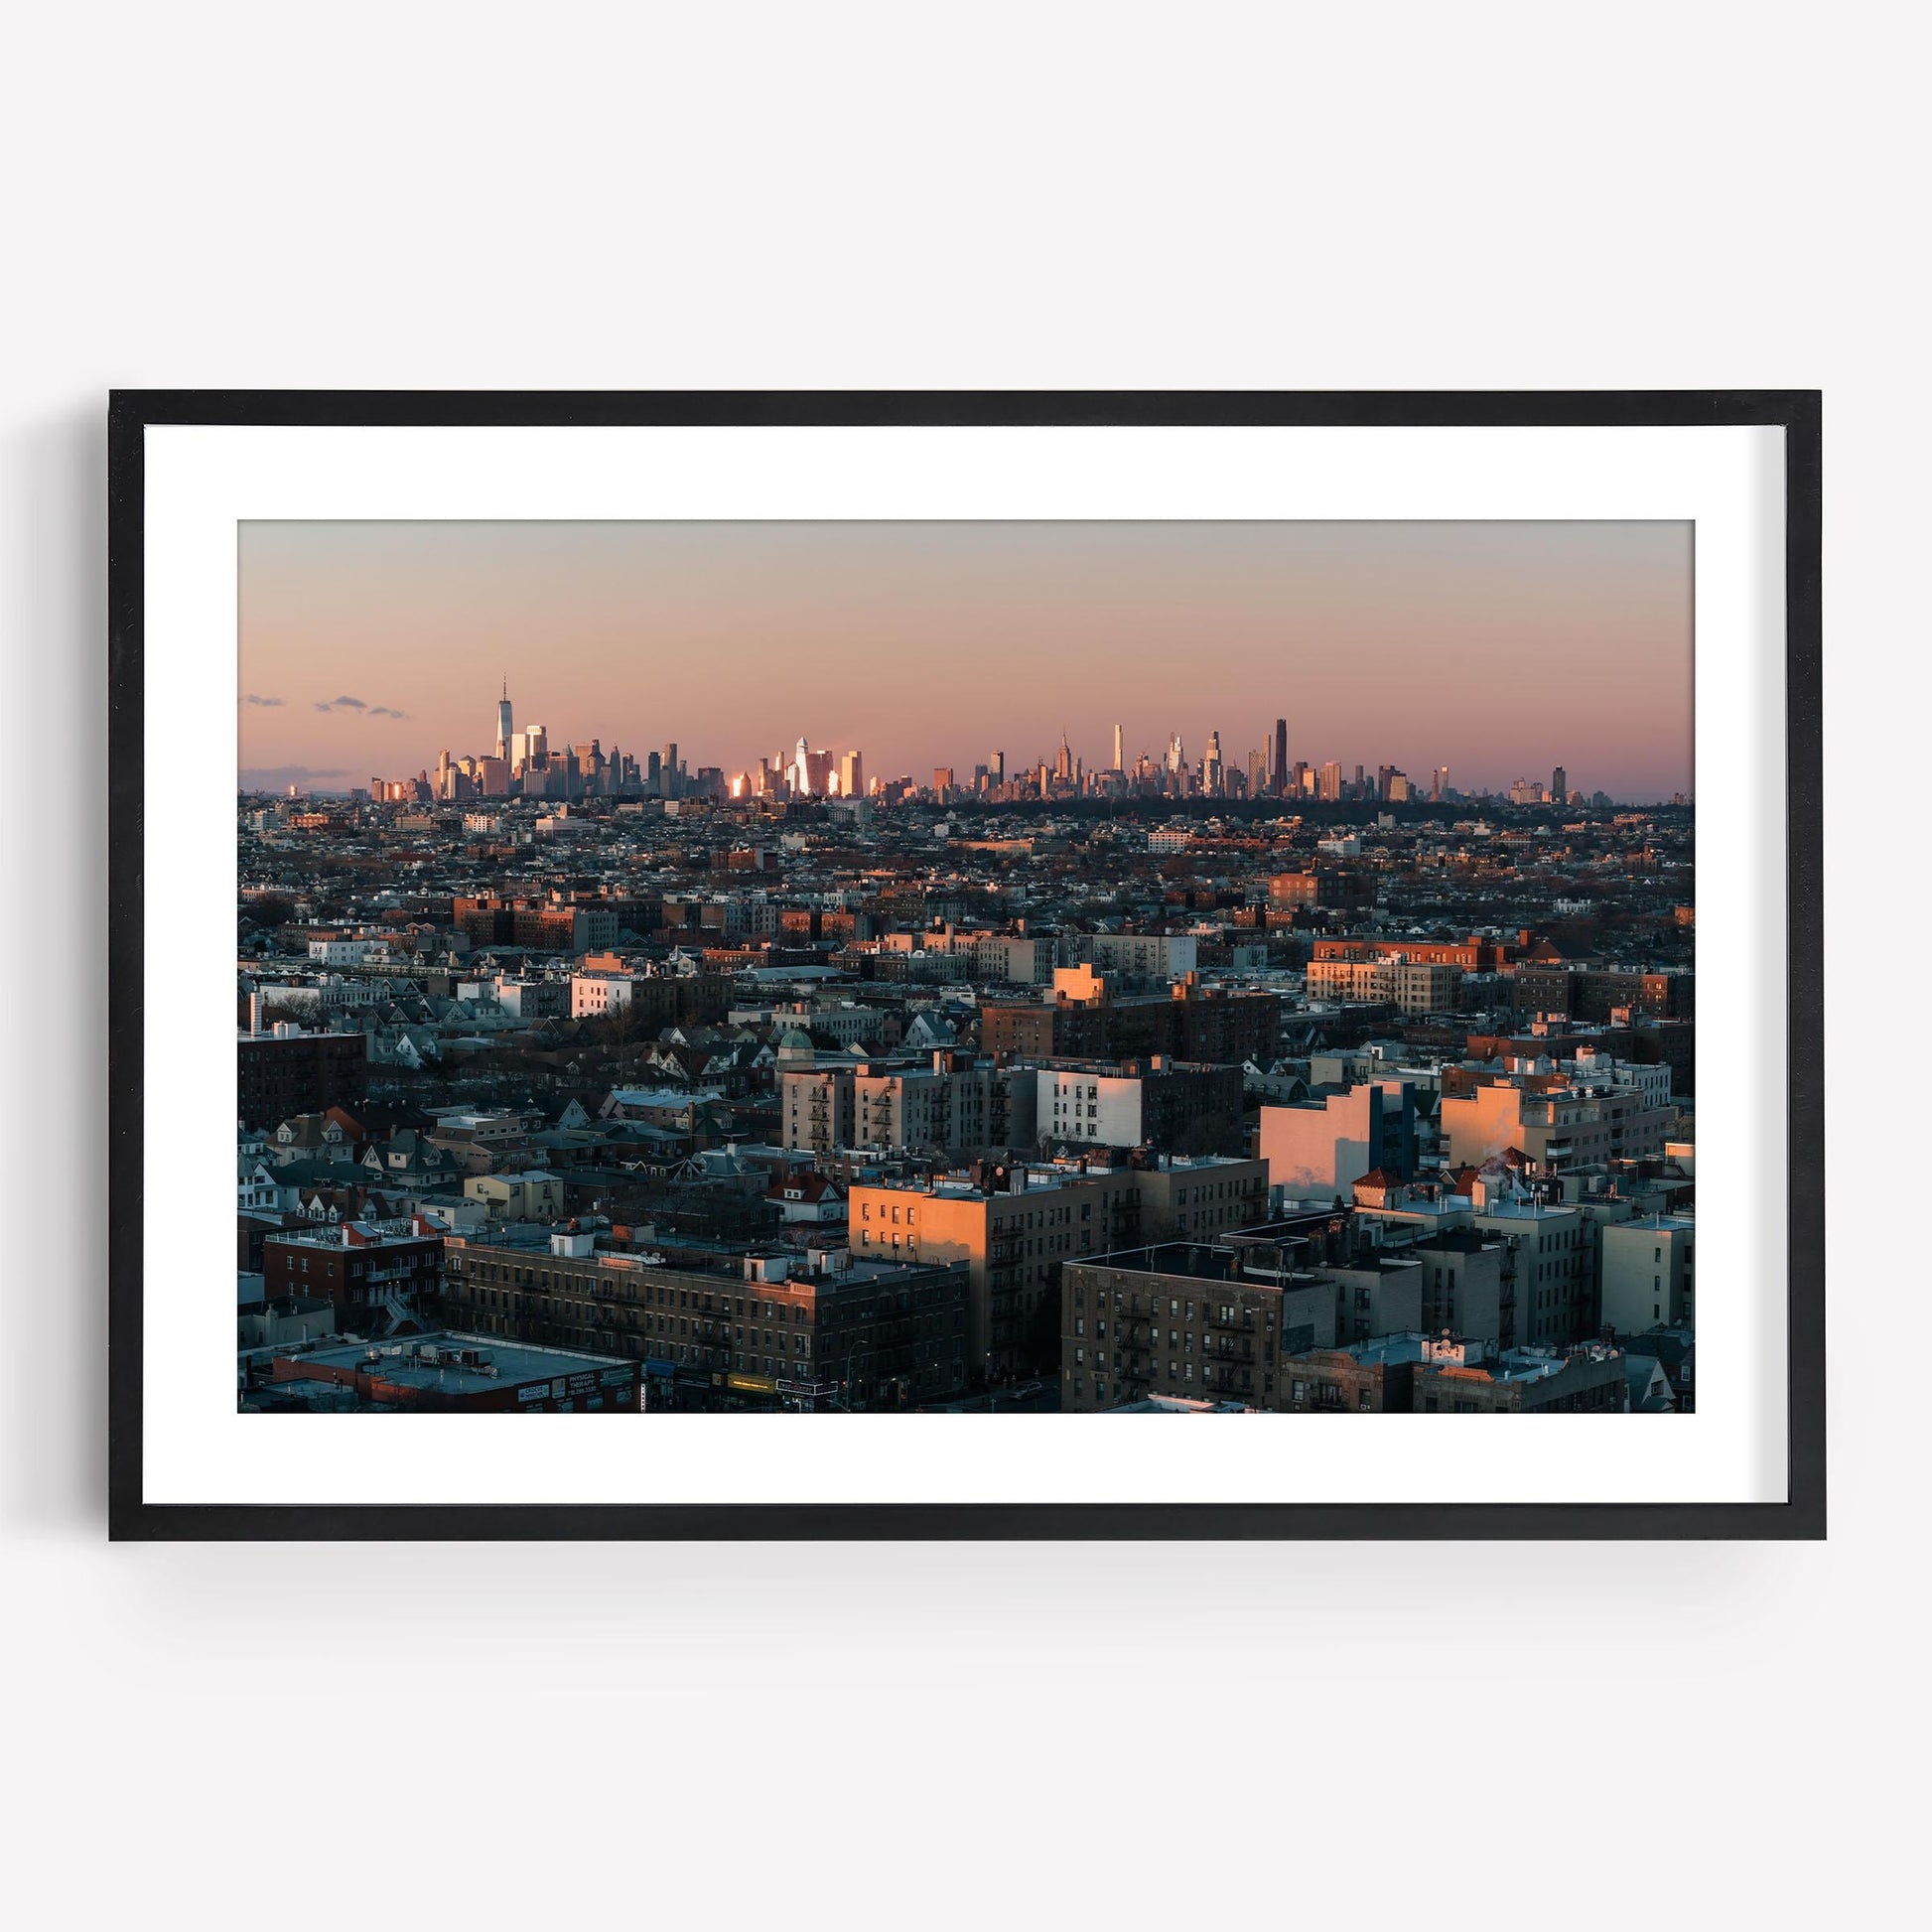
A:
[1068, 1240, 1330, 1291]
[276, 1332, 631, 1396]
[265, 1217, 440, 1252]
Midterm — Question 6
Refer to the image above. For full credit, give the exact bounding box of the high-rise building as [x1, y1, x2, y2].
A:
[1054, 733, 1073, 782]
[1112, 722, 1124, 771]
[1204, 730, 1223, 795]
[840, 750, 865, 799]
[1318, 759, 1342, 801]
[1552, 765, 1568, 805]
[990, 750, 1005, 784]
[495, 681, 513, 760]
[1273, 717, 1288, 795]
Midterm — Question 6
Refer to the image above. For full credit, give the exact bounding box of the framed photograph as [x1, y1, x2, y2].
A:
[106, 390, 1823, 1539]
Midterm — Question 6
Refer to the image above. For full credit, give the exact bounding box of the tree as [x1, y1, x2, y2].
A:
[243, 893, 297, 928]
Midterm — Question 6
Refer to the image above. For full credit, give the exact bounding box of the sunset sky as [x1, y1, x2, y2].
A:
[238, 520, 1694, 800]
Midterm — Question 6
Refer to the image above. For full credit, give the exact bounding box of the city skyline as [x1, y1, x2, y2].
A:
[239, 519, 1694, 800]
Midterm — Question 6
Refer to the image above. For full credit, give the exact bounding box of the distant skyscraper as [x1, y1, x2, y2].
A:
[1204, 731, 1224, 795]
[991, 750, 1005, 783]
[495, 680, 513, 760]
[1113, 722, 1124, 771]
[1552, 765, 1568, 804]
[1273, 718, 1288, 796]
[1054, 733, 1073, 782]
[840, 750, 865, 799]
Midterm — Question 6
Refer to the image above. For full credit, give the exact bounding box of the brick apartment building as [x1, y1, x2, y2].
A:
[1058, 1209, 1431, 1411]
[568, 971, 731, 1028]
[1277, 1332, 1630, 1414]
[1035, 1058, 1245, 1155]
[260, 1218, 444, 1323]
[981, 983, 1279, 1066]
[1311, 935, 1510, 971]
[1059, 1239, 1341, 1411]
[1267, 869, 1375, 910]
[453, 895, 621, 952]
[439, 1232, 970, 1409]
[1511, 963, 1695, 1022]
[237, 1027, 368, 1131]
[851, 1154, 1272, 1381]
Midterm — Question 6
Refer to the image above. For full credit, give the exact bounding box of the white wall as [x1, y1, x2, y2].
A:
[0, 7, 1907, 1929]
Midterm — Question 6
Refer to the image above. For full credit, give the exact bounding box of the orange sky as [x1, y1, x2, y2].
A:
[238, 519, 1693, 799]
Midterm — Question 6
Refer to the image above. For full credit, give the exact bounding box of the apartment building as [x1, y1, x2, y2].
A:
[1307, 956, 1464, 1014]
[1259, 1081, 1419, 1199]
[1441, 1077, 1674, 1173]
[1600, 1214, 1696, 1333]
[782, 1055, 1037, 1156]
[440, 1232, 969, 1409]
[237, 1026, 368, 1131]
[1277, 1332, 1629, 1414]
[851, 1155, 1270, 1380]
[1035, 1057, 1244, 1154]
[1059, 1242, 1339, 1411]
[261, 1217, 444, 1324]
[1467, 1198, 1591, 1349]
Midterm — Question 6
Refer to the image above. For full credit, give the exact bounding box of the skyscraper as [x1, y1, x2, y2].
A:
[840, 750, 865, 799]
[1273, 717, 1288, 796]
[1552, 765, 1568, 805]
[495, 681, 513, 761]
[1113, 722, 1124, 771]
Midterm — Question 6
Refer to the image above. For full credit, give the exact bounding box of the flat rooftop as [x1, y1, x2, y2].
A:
[266, 1221, 438, 1251]
[455, 1235, 963, 1292]
[282, 1332, 630, 1396]
[1067, 1242, 1329, 1290]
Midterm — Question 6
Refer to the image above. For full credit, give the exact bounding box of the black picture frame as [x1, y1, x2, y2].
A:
[106, 389, 1824, 1540]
